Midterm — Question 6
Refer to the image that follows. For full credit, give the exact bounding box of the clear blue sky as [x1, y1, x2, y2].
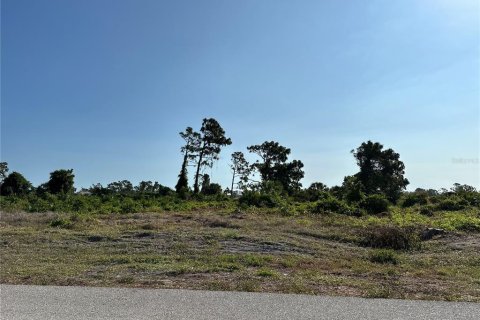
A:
[1, 0, 479, 191]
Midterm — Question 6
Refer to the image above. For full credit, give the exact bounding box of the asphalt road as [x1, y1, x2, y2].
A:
[1, 285, 479, 320]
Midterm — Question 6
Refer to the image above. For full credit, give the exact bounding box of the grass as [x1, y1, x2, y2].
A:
[0, 207, 479, 302]
[368, 249, 399, 265]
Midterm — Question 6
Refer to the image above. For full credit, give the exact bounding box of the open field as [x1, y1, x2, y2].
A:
[1, 208, 479, 302]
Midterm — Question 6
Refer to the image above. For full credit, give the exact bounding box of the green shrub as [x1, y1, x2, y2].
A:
[450, 184, 480, 207]
[70, 197, 90, 212]
[418, 205, 435, 216]
[360, 225, 420, 250]
[27, 196, 52, 212]
[201, 183, 223, 196]
[120, 197, 142, 213]
[368, 249, 398, 264]
[457, 221, 480, 232]
[239, 191, 275, 208]
[341, 175, 365, 204]
[0, 196, 30, 212]
[436, 196, 468, 211]
[50, 217, 73, 228]
[401, 193, 428, 207]
[313, 196, 358, 216]
[360, 194, 390, 215]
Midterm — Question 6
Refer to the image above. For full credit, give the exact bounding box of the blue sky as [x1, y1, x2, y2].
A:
[1, 0, 479, 190]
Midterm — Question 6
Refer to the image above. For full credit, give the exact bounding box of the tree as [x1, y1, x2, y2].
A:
[89, 183, 110, 196]
[275, 159, 304, 192]
[152, 182, 173, 196]
[229, 151, 252, 196]
[175, 162, 189, 193]
[47, 169, 75, 194]
[0, 162, 8, 184]
[199, 174, 222, 195]
[192, 118, 232, 194]
[303, 181, 329, 201]
[200, 173, 211, 193]
[351, 141, 409, 202]
[175, 127, 201, 193]
[291, 182, 328, 202]
[308, 182, 328, 192]
[340, 175, 365, 203]
[247, 141, 290, 182]
[107, 180, 133, 194]
[135, 181, 172, 195]
[0, 171, 32, 196]
[136, 181, 154, 193]
[247, 141, 304, 193]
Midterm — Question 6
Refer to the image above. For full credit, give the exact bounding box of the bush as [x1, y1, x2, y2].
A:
[238, 183, 287, 208]
[401, 192, 428, 207]
[50, 217, 73, 228]
[439, 214, 480, 232]
[450, 184, 480, 207]
[341, 175, 365, 204]
[360, 194, 390, 214]
[360, 225, 420, 250]
[312, 196, 359, 216]
[238, 190, 277, 208]
[120, 197, 142, 213]
[0, 172, 32, 196]
[436, 196, 468, 211]
[369, 249, 398, 264]
[457, 221, 480, 232]
[201, 183, 223, 196]
[27, 196, 53, 212]
[418, 205, 435, 216]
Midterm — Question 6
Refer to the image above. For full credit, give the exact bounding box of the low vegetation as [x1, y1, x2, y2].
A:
[0, 120, 479, 302]
[1, 206, 478, 302]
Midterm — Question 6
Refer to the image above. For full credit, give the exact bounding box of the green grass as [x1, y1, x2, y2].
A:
[368, 249, 399, 265]
[255, 268, 279, 277]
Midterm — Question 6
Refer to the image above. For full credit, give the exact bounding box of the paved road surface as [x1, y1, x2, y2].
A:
[1, 285, 479, 319]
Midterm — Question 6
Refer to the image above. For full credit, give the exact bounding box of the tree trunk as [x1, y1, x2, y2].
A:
[193, 147, 204, 194]
[230, 169, 236, 197]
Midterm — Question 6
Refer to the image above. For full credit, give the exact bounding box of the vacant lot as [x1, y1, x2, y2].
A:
[1, 209, 479, 302]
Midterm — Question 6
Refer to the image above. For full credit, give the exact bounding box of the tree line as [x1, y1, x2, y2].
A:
[0, 166, 76, 197]
[1, 117, 472, 208]
[174, 118, 409, 203]
[0, 164, 173, 198]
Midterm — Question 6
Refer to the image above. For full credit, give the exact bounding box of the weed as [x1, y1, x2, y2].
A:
[87, 235, 104, 242]
[366, 285, 393, 298]
[256, 268, 278, 277]
[50, 217, 73, 229]
[241, 254, 270, 267]
[235, 278, 259, 292]
[205, 280, 232, 291]
[360, 225, 420, 250]
[222, 230, 242, 239]
[368, 249, 398, 265]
